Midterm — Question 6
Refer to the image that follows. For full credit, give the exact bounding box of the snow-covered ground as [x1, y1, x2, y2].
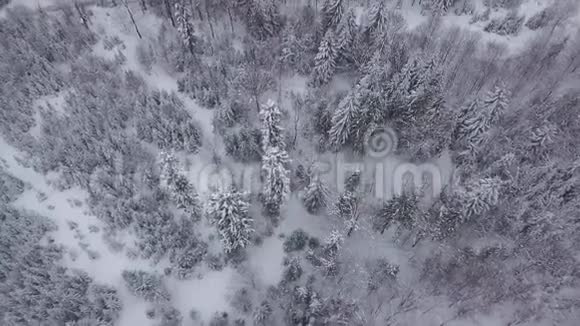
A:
[0, 137, 157, 325]
[2, 0, 578, 325]
[0, 3, 317, 324]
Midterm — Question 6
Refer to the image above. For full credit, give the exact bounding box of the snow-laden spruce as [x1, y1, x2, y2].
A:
[206, 190, 254, 254]
[321, 0, 344, 32]
[301, 174, 329, 214]
[261, 146, 291, 218]
[159, 150, 201, 220]
[259, 99, 285, 151]
[311, 30, 338, 87]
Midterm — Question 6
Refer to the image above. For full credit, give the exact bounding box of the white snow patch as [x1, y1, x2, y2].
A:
[166, 267, 235, 322]
[246, 235, 285, 286]
[0, 137, 159, 325]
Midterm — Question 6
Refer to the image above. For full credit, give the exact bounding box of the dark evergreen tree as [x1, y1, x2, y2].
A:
[373, 192, 419, 235]
[311, 31, 338, 87]
[335, 9, 358, 65]
[261, 147, 291, 219]
[321, 0, 344, 32]
[174, 0, 198, 56]
[364, 1, 388, 41]
[259, 99, 285, 151]
[301, 175, 329, 214]
[122, 270, 171, 303]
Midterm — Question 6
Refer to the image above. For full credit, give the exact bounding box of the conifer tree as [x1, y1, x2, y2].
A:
[321, 0, 344, 32]
[318, 230, 344, 276]
[336, 9, 358, 64]
[160, 150, 180, 187]
[462, 177, 501, 219]
[259, 99, 285, 151]
[122, 270, 171, 303]
[261, 146, 291, 218]
[263, 0, 282, 37]
[206, 189, 254, 253]
[429, 0, 456, 14]
[365, 1, 388, 40]
[311, 31, 338, 87]
[174, 0, 197, 56]
[328, 93, 360, 150]
[454, 86, 510, 152]
[237, 0, 280, 40]
[482, 86, 509, 126]
[302, 175, 329, 214]
[454, 99, 485, 146]
[159, 151, 201, 219]
[373, 192, 419, 234]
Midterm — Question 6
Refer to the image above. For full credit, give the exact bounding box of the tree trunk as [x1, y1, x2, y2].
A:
[380, 221, 389, 234]
[227, 6, 235, 33]
[165, 0, 176, 27]
[254, 94, 261, 112]
[204, 0, 215, 39]
[190, 0, 203, 21]
[124, 1, 142, 39]
[74, 1, 90, 29]
[278, 66, 283, 102]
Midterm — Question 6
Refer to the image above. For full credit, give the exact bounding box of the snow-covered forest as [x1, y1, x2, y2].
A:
[1, 0, 579, 325]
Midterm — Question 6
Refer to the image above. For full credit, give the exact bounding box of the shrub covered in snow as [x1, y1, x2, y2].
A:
[484, 11, 525, 35]
[283, 229, 310, 253]
[525, 7, 556, 30]
[122, 270, 171, 303]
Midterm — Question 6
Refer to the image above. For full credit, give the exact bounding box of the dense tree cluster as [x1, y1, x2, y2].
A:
[206, 189, 254, 253]
[136, 90, 203, 153]
[2, 0, 580, 325]
[122, 270, 171, 303]
[1, 194, 122, 325]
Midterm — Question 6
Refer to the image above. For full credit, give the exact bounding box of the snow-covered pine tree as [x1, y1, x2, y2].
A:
[253, 301, 273, 325]
[373, 192, 419, 234]
[262, 0, 282, 37]
[159, 151, 201, 219]
[206, 189, 254, 253]
[530, 124, 557, 153]
[391, 57, 424, 107]
[302, 175, 329, 214]
[324, 229, 344, 254]
[174, 0, 197, 55]
[159, 150, 180, 187]
[311, 30, 338, 87]
[321, 0, 344, 32]
[318, 229, 344, 275]
[333, 190, 357, 219]
[261, 146, 291, 218]
[336, 9, 357, 65]
[482, 86, 509, 126]
[328, 93, 360, 150]
[462, 177, 502, 219]
[224, 126, 263, 162]
[366, 258, 400, 292]
[365, 0, 388, 40]
[453, 99, 489, 150]
[453, 87, 509, 153]
[344, 170, 361, 192]
[171, 174, 201, 217]
[259, 99, 285, 151]
[122, 270, 171, 303]
[429, 0, 457, 14]
[237, 0, 279, 40]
